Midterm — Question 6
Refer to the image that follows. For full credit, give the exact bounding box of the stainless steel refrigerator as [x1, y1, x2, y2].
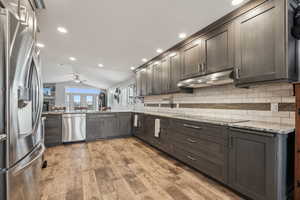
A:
[0, 6, 45, 200]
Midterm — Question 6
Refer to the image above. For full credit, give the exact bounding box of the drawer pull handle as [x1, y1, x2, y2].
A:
[183, 124, 202, 129]
[187, 138, 197, 143]
[187, 155, 197, 161]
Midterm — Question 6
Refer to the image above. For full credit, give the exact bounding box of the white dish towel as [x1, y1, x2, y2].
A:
[154, 119, 160, 138]
[134, 114, 138, 127]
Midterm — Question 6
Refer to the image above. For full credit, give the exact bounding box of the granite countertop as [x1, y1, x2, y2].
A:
[229, 121, 295, 135]
[135, 111, 295, 135]
[44, 110, 295, 135]
[43, 110, 132, 115]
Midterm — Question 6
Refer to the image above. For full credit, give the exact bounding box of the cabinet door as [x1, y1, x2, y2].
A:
[234, 0, 285, 85]
[228, 128, 276, 200]
[141, 69, 148, 96]
[86, 117, 103, 141]
[161, 58, 170, 94]
[181, 40, 203, 79]
[44, 115, 62, 147]
[169, 52, 181, 93]
[101, 115, 119, 139]
[118, 113, 132, 137]
[136, 71, 142, 97]
[133, 113, 144, 138]
[203, 23, 234, 74]
[152, 63, 162, 95]
[146, 65, 153, 95]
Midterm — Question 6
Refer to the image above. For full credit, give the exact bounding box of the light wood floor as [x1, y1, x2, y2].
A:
[41, 138, 243, 200]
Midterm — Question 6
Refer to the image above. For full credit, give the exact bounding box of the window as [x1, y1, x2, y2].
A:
[73, 95, 81, 107]
[65, 87, 102, 111]
[86, 96, 94, 110]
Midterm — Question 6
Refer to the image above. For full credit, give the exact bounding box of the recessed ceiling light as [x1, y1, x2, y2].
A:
[142, 58, 148, 63]
[69, 57, 76, 61]
[156, 48, 163, 53]
[179, 33, 187, 39]
[98, 64, 104, 67]
[36, 42, 45, 48]
[57, 27, 68, 34]
[130, 67, 135, 70]
[232, 0, 244, 6]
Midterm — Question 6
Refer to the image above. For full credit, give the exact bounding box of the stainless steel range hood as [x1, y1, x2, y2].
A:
[177, 70, 234, 88]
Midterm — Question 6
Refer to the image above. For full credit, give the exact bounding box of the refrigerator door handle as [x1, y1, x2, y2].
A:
[10, 143, 45, 175]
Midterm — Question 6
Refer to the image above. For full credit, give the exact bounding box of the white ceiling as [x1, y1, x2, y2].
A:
[37, 0, 248, 89]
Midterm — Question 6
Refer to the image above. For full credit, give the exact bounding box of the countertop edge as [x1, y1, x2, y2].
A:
[133, 111, 295, 135]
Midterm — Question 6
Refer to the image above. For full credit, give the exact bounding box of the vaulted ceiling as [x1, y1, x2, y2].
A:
[37, 0, 248, 89]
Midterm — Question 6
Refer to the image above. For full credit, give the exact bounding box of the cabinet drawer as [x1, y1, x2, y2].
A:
[86, 114, 117, 119]
[173, 145, 227, 183]
[170, 119, 228, 142]
[169, 131, 226, 165]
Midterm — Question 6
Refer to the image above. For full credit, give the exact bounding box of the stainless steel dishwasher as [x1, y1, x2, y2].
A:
[62, 114, 86, 143]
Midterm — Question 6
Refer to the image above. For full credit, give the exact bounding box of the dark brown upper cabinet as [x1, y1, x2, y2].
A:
[161, 57, 170, 94]
[202, 23, 235, 74]
[169, 52, 181, 93]
[136, 70, 142, 97]
[234, 0, 297, 86]
[146, 64, 153, 95]
[135, 0, 298, 95]
[142, 69, 147, 96]
[181, 39, 205, 79]
[152, 62, 162, 95]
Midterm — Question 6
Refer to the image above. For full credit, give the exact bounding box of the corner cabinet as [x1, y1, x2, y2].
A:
[234, 0, 297, 86]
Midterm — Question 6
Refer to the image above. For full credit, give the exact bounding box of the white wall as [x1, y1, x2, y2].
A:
[107, 78, 136, 110]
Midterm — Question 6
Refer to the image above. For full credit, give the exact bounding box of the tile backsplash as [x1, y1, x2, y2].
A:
[134, 82, 295, 126]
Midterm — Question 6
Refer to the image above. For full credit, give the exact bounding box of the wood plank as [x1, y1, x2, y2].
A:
[41, 138, 242, 200]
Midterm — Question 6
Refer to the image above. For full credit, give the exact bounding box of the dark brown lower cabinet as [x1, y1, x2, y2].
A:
[86, 113, 132, 141]
[44, 114, 62, 147]
[228, 128, 294, 200]
[135, 114, 294, 200]
[133, 113, 145, 139]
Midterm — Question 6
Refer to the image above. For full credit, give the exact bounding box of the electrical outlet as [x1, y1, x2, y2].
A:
[271, 103, 279, 112]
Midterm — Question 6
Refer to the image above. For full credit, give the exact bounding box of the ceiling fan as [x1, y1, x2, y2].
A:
[71, 73, 87, 84]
